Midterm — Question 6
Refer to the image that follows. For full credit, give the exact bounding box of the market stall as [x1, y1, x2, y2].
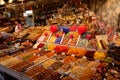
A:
[0, 0, 120, 80]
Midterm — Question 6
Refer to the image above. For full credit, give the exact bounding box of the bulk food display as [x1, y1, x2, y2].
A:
[0, 5, 120, 80]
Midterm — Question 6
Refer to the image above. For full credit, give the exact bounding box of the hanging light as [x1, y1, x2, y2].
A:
[8, 0, 13, 3]
[0, 0, 5, 5]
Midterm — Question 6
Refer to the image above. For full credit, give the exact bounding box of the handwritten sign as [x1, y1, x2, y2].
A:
[96, 35, 108, 44]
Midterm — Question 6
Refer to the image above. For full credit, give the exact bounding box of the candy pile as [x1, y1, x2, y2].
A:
[54, 45, 68, 53]
[68, 32, 79, 46]
[67, 48, 87, 57]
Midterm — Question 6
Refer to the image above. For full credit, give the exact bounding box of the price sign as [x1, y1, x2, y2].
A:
[96, 35, 108, 44]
